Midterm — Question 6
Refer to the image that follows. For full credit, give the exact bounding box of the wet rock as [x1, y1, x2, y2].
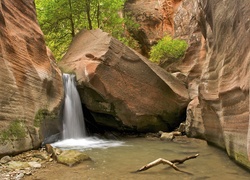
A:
[178, 122, 186, 134]
[45, 144, 54, 155]
[159, 131, 174, 141]
[56, 150, 91, 167]
[42, 133, 61, 146]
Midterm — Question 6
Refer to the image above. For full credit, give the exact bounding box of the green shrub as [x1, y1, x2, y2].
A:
[149, 36, 188, 63]
[0, 120, 26, 142]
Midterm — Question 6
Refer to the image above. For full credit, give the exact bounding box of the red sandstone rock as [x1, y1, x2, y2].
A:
[185, 97, 205, 139]
[124, 0, 182, 57]
[197, 0, 250, 169]
[59, 29, 190, 133]
[0, 0, 64, 156]
[126, 0, 250, 169]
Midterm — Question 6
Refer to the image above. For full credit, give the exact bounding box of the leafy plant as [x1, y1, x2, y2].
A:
[149, 36, 188, 63]
[35, 0, 139, 61]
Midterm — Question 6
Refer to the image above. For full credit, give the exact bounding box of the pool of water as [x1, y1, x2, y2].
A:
[54, 136, 250, 180]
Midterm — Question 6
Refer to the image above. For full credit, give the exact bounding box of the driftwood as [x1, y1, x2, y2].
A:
[135, 154, 199, 173]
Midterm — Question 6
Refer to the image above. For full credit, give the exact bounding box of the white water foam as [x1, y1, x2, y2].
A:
[51, 137, 125, 151]
[57, 74, 124, 150]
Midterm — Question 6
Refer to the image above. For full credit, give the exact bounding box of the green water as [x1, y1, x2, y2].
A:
[82, 137, 250, 180]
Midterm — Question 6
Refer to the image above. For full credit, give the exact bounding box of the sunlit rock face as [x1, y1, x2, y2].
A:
[196, 0, 250, 168]
[124, 0, 183, 57]
[0, 0, 64, 156]
[59, 29, 190, 133]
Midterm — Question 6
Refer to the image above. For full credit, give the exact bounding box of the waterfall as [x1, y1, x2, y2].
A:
[62, 73, 86, 139]
[52, 73, 123, 150]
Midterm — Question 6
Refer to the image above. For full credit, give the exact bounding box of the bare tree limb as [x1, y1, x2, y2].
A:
[170, 154, 199, 164]
[136, 158, 181, 172]
[134, 154, 199, 174]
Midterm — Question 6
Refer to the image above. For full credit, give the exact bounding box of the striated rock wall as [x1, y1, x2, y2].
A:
[125, 0, 250, 169]
[196, 0, 250, 168]
[0, 0, 64, 156]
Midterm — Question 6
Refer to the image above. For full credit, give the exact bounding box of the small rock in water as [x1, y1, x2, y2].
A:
[178, 123, 186, 134]
[57, 149, 91, 167]
[159, 132, 174, 141]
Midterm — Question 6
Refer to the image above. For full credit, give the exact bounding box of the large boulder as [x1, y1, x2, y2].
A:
[192, 0, 250, 168]
[59, 29, 190, 133]
[0, 0, 64, 157]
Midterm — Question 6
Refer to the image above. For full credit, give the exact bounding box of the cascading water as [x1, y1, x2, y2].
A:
[62, 73, 86, 139]
[52, 73, 124, 150]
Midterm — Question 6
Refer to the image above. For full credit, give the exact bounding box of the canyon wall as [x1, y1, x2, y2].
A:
[0, 0, 64, 156]
[125, 0, 250, 169]
[197, 0, 250, 168]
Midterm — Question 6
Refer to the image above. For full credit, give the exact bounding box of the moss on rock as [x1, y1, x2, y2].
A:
[34, 109, 56, 128]
[0, 120, 26, 142]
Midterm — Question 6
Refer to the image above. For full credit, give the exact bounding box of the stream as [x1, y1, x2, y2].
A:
[51, 136, 249, 180]
[46, 74, 250, 179]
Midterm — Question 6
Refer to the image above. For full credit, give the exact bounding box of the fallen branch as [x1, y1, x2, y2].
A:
[135, 154, 199, 173]
[170, 154, 199, 164]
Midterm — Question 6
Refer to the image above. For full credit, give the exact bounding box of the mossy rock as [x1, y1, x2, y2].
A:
[57, 150, 91, 167]
[0, 120, 26, 143]
[34, 109, 56, 127]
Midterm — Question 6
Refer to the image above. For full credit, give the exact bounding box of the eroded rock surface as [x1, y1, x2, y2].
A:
[0, 0, 64, 157]
[124, 0, 183, 57]
[59, 29, 190, 133]
[196, 0, 250, 168]
[126, 0, 250, 169]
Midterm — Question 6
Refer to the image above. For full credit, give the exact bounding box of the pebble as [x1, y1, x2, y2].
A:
[0, 156, 12, 164]
[0, 149, 49, 180]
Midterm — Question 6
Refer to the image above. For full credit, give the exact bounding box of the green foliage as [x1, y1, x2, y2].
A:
[149, 36, 188, 63]
[35, 0, 139, 61]
[34, 109, 56, 127]
[0, 120, 26, 142]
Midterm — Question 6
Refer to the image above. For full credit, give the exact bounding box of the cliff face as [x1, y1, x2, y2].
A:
[126, 0, 250, 169]
[124, 0, 182, 57]
[0, 0, 64, 156]
[197, 0, 250, 168]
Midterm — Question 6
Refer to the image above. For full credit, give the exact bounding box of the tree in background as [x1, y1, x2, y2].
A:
[35, 0, 139, 61]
